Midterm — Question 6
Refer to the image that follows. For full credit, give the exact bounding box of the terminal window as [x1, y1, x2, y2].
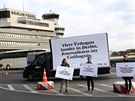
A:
[0, 11, 10, 18]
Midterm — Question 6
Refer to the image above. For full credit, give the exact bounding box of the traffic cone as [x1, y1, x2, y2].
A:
[37, 68, 54, 90]
[42, 69, 48, 82]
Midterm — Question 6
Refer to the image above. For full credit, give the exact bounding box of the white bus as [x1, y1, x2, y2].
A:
[0, 49, 47, 69]
[0, 57, 27, 69]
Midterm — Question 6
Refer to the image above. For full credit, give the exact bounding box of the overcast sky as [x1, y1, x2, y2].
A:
[0, 0, 134, 51]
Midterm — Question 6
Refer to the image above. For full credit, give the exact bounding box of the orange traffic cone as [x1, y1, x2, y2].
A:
[37, 68, 54, 90]
[42, 69, 48, 82]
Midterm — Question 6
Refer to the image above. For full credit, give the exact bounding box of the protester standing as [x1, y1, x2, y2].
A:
[122, 53, 133, 94]
[86, 56, 94, 93]
[59, 58, 70, 93]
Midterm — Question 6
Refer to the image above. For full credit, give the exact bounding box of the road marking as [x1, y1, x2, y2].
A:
[0, 84, 132, 97]
[23, 85, 38, 93]
[0, 70, 23, 73]
[7, 84, 15, 91]
[78, 84, 124, 97]
[0, 85, 10, 90]
[65, 86, 93, 96]
[99, 84, 113, 88]
[78, 84, 109, 93]
[111, 72, 116, 75]
[51, 89, 64, 96]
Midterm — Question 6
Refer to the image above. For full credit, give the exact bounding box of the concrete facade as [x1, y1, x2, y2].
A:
[0, 8, 59, 51]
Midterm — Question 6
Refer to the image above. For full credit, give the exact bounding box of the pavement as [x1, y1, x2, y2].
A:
[0, 69, 135, 97]
[0, 67, 135, 99]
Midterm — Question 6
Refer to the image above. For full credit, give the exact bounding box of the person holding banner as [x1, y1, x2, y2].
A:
[59, 58, 70, 93]
[86, 56, 94, 93]
[122, 53, 134, 94]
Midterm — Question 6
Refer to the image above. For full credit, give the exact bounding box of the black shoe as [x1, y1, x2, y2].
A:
[65, 90, 68, 93]
[59, 90, 62, 93]
[90, 90, 94, 93]
[88, 89, 90, 93]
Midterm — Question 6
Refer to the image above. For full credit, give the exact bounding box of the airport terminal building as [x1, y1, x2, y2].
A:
[0, 8, 64, 51]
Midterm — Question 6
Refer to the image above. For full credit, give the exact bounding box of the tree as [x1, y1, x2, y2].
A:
[111, 51, 119, 57]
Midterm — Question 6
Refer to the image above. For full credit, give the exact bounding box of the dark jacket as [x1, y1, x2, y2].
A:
[61, 63, 70, 67]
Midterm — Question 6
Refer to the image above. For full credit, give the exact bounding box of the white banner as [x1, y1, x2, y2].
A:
[55, 65, 74, 80]
[80, 64, 98, 77]
[50, 33, 110, 70]
[116, 62, 135, 77]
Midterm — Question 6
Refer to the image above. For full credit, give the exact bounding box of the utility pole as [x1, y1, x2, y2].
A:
[23, 3, 24, 11]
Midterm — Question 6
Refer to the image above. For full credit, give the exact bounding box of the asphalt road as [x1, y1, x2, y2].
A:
[0, 69, 135, 101]
[1, 88, 135, 101]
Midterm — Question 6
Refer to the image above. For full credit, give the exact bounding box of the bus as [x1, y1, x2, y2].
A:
[0, 49, 47, 69]
[0, 57, 27, 69]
